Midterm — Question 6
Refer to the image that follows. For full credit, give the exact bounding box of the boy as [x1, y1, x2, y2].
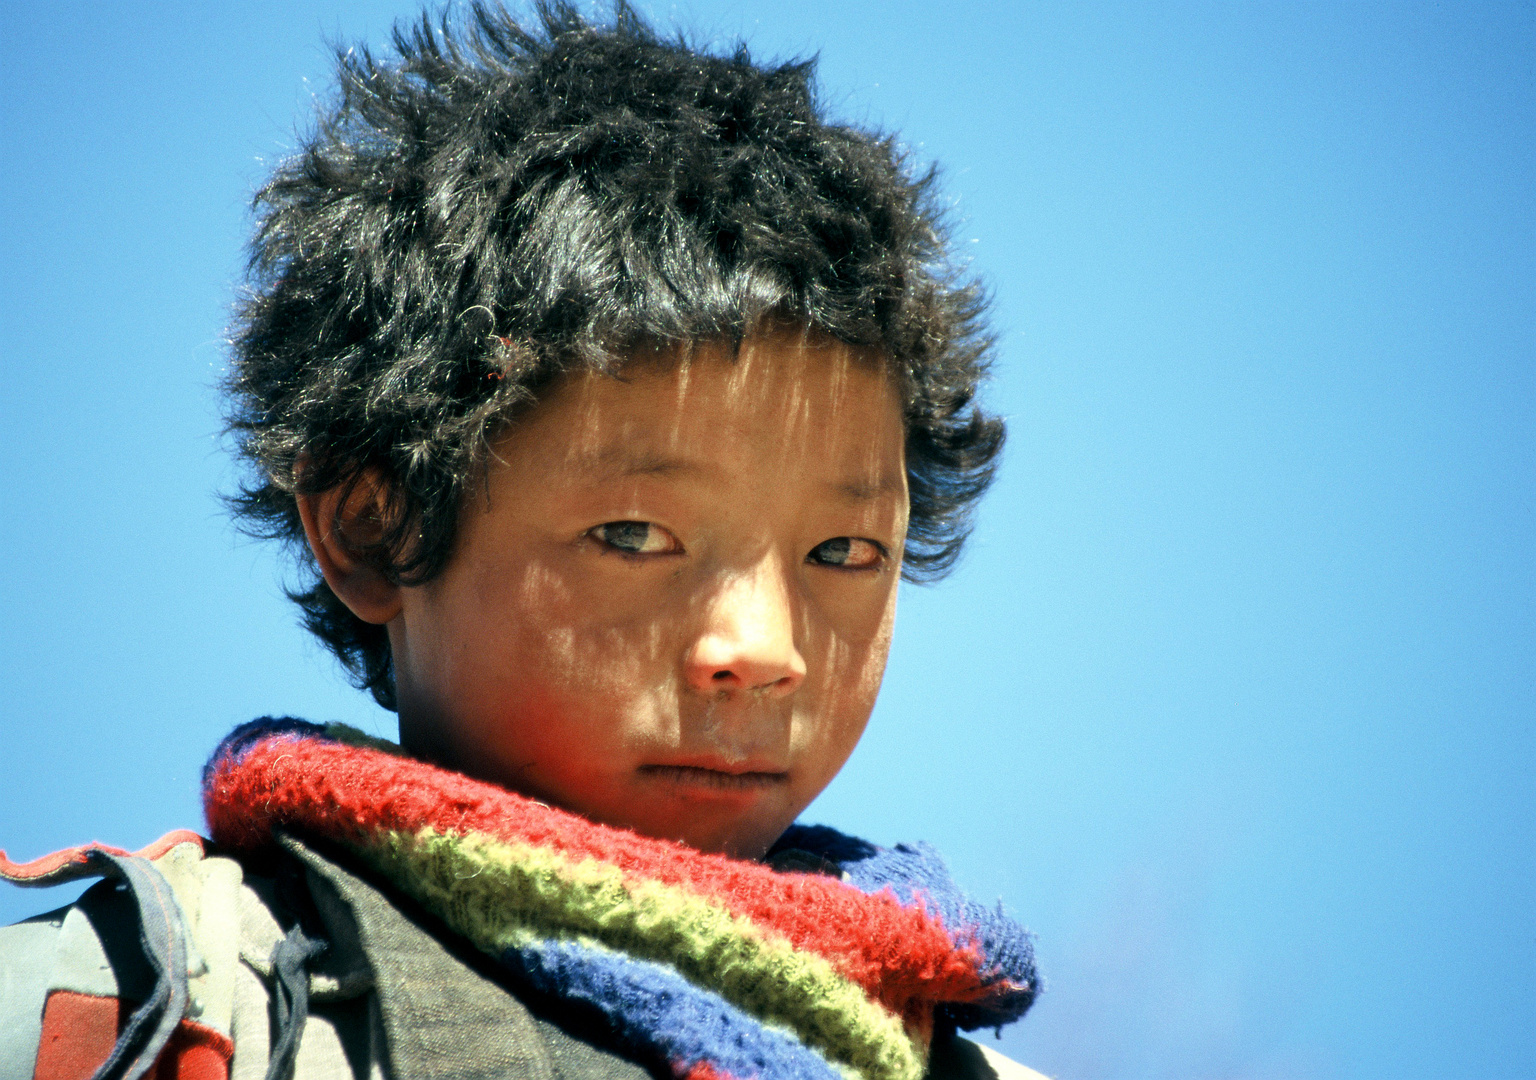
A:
[0, 3, 1041, 1077]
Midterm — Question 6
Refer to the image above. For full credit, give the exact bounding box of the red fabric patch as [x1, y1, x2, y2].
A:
[33, 992, 114, 1080]
[33, 991, 232, 1080]
[205, 733, 994, 1019]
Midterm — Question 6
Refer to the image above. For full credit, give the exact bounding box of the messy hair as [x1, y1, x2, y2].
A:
[226, 0, 1005, 709]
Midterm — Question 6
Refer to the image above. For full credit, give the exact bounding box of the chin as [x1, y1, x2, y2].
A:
[674, 815, 792, 861]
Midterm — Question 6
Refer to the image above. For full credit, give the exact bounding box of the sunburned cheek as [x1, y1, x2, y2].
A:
[544, 623, 679, 718]
[502, 567, 672, 699]
[489, 684, 667, 808]
[825, 602, 898, 700]
[792, 630, 892, 760]
[514, 641, 681, 749]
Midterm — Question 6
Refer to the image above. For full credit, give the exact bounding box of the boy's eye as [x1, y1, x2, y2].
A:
[589, 521, 681, 555]
[807, 537, 886, 569]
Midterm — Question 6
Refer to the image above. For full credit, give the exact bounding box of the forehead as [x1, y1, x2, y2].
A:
[505, 332, 907, 487]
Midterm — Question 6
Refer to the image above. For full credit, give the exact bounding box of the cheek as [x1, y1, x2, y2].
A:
[537, 614, 682, 721]
[454, 555, 628, 672]
[469, 560, 683, 732]
[799, 588, 899, 747]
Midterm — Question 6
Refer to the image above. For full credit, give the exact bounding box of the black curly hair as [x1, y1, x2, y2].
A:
[226, 0, 1005, 710]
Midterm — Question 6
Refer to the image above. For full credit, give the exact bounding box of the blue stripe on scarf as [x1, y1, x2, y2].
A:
[501, 936, 846, 1080]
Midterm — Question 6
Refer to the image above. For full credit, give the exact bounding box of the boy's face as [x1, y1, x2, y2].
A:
[383, 331, 908, 858]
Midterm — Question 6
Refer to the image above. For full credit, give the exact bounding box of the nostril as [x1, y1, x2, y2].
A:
[712, 670, 732, 681]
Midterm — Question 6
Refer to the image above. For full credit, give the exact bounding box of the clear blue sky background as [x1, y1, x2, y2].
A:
[1, 3, 1531, 1077]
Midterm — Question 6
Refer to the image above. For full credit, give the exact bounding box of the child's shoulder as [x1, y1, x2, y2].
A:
[0, 831, 650, 1079]
[0, 831, 351, 1077]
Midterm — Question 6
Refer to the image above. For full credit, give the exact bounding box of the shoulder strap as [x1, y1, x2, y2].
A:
[1, 833, 238, 1080]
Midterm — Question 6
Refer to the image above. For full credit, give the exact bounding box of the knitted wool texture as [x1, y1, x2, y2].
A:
[202, 718, 1037, 1080]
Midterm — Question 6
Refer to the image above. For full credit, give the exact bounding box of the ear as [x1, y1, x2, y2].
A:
[294, 473, 404, 625]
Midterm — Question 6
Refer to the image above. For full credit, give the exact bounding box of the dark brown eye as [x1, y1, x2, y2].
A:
[590, 521, 681, 555]
[808, 537, 884, 569]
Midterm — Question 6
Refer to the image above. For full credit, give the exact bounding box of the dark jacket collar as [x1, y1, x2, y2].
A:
[280, 834, 655, 1080]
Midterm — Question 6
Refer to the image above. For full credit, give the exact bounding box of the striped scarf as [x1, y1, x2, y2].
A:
[203, 718, 1037, 1080]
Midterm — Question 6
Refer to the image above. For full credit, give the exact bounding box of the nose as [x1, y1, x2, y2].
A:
[684, 556, 807, 697]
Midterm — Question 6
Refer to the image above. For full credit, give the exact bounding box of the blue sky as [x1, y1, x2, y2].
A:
[1, 3, 1532, 1077]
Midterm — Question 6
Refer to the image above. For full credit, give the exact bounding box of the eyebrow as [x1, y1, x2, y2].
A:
[582, 447, 903, 502]
[584, 448, 712, 481]
[829, 475, 907, 504]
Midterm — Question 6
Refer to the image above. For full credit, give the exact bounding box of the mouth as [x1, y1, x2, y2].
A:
[637, 763, 789, 791]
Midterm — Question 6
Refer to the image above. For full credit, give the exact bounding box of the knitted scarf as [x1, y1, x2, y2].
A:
[203, 718, 1037, 1080]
